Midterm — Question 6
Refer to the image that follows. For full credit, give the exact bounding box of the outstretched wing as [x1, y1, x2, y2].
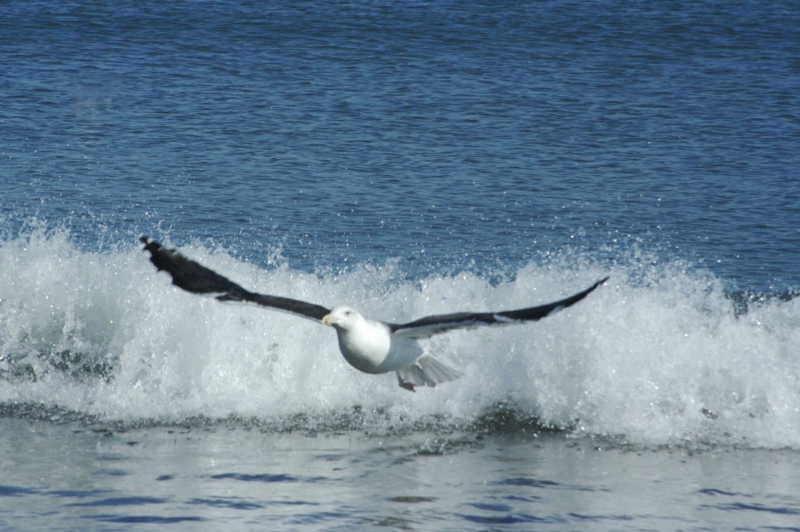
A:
[140, 236, 330, 322]
[388, 277, 608, 338]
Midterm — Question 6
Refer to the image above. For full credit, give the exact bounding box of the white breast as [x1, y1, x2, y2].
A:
[336, 319, 393, 374]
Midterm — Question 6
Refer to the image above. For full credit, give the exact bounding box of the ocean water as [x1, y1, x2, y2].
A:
[2, 0, 800, 529]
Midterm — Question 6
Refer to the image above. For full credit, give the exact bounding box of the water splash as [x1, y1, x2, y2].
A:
[1, 226, 799, 449]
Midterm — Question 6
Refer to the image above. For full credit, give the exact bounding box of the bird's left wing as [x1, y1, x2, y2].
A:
[387, 277, 608, 339]
[140, 236, 330, 322]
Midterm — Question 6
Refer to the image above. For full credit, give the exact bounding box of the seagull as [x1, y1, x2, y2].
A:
[140, 237, 607, 391]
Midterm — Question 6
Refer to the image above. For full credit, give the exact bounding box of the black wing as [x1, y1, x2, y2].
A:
[140, 236, 330, 322]
[388, 277, 608, 338]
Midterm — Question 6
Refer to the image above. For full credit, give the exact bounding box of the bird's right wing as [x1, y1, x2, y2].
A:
[140, 236, 330, 322]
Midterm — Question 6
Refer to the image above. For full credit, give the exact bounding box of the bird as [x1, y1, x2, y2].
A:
[140, 236, 607, 391]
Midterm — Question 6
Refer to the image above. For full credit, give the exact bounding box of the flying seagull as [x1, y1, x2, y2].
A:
[140, 236, 607, 391]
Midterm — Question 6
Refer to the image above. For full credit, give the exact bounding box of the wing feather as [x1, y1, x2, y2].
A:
[388, 277, 608, 338]
[140, 237, 330, 322]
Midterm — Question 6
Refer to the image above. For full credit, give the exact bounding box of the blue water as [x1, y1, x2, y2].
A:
[2, 1, 800, 529]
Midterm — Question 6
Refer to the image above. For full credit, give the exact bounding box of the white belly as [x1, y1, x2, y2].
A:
[336, 322, 393, 374]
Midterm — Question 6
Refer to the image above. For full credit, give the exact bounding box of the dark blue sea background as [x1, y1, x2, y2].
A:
[2, 1, 800, 529]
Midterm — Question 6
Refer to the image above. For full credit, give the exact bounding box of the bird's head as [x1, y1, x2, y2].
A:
[322, 306, 362, 330]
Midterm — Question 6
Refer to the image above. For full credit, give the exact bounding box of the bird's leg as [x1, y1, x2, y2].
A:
[398, 380, 416, 392]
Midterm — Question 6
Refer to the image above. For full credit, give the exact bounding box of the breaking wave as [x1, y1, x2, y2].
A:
[1, 225, 799, 449]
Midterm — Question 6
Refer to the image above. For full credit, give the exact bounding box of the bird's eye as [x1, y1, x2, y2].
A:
[345, 311, 351, 316]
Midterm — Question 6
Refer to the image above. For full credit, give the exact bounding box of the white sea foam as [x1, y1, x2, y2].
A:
[1, 226, 799, 448]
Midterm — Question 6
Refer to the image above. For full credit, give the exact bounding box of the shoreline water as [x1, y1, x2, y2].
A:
[2, 415, 800, 530]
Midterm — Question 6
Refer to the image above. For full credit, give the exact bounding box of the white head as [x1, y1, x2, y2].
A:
[321, 305, 363, 330]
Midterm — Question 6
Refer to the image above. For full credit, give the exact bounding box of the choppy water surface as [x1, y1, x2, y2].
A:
[3, 415, 800, 530]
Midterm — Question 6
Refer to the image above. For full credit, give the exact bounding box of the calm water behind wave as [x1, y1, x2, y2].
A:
[3, 0, 799, 288]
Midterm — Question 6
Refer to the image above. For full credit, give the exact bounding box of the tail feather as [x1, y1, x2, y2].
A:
[396, 355, 463, 390]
